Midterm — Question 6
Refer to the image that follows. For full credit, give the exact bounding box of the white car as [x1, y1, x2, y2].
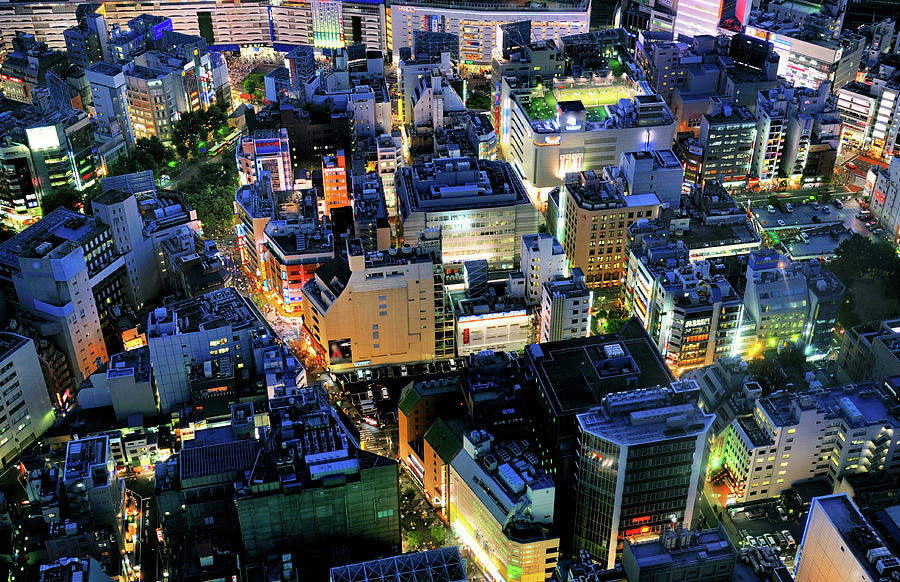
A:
[400, 365, 408, 377]
[767, 205, 776, 213]
[777, 219, 786, 227]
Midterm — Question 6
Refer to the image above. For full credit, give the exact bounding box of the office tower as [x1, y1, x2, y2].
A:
[86, 62, 136, 152]
[398, 377, 464, 489]
[351, 172, 390, 252]
[836, 318, 900, 383]
[617, 149, 685, 209]
[397, 157, 539, 273]
[63, 436, 124, 530]
[548, 171, 661, 288]
[698, 102, 758, 189]
[91, 188, 161, 308]
[147, 287, 268, 414]
[413, 30, 459, 62]
[0, 32, 67, 104]
[499, 75, 677, 190]
[104, 347, 156, 422]
[740, 250, 845, 357]
[721, 382, 900, 504]
[521, 233, 567, 306]
[302, 237, 454, 367]
[623, 231, 743, 375]
[837, 65, 900, 158]
[160, 229, 231, 298]
[64, 5, 111, 68]
[794, 494, 900, 582]
[235, 173, 276, 283]
[236, 129, 294, 191]
[323, 149, 350, 214]
[0, 333, 54, 465]
[0, 210, 115, 380]
[389, 0, 589, 66]
[490, 30, 564, 127]
[349, 84, 391, 139]
[0, 140, 39, 221]
[864, 156, 900, 244]
[623, 527, 739, 582]
[572, 382, 714, 567]
[234, 386, 401, 566]
[330, 547, 466, 582]
[539, 268, 591, 343]
[25, 110, 99, 195]
[448, 430, 560, 582]
[124, 64, 184, 144]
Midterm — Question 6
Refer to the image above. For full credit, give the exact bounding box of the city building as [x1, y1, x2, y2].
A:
[673, 0, 725, 39]
[573, 381, 714, 567]
[236, 129, 294, 191]
[499, 77, 677, 192]
[351, 172, 391, 252]
[0, 139, 39, 222]
[0, 32, 67, 105]
[0, 333, 54, 466]
[376, 132, 403, 215]
[63, 5, 111, 68]
[622, 527, 738, 582]
[265, 218, 334, 309]
[396, 157, 539, 274]
[448, 429, 560, 582]
[147, 287, 268, 413]
[63, 436, 125, 531]
[698, 101, 758, 189]
[721, 382, 900, 504]
[234, 386, 401, 567]
[863, 156, 900, 244]
[836, 318, 900, 383]
[837, 61, 900, 158]
[86, 62, 136, 156]
[520, 233, 567, 306]
[323, 149, 350, 214]
[398, 377, 465, 490]
[39, 557, 114, 582]
[740, 249, 845, 358]
[302, 236, 454, 368]
[794, 494, 900, 582]
[548, 171, 662, 288]
[23, 109, 99, 196]
[616, 149, 684, 209]
[389, 0, 590, 66]
[330, 547, 466, 582]
[539, 268, 591, 343]
[235, 173, 276, 283]
[124, 63, 186, 144]
[623, 228, 743, 375]
[413, 30, 459, 62]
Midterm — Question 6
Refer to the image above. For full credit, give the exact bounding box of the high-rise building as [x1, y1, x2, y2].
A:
[539, 268, 591, 343]
[698, 101, 757, 189]
[376, 133, 403, 216]
[124, 64, 185, 144]
[236, 129, 294, 191]
[265, 218, 334, 309]
[284, 44, 316, 89]
[794, 494, 900, 582]
[147, 287, 268, 413]
[520, 233, 567, 306]
[448, 430, 560, 582]
[234, 173, 276, 284]
[573, 382, 714, 567]
[548, 171, 662, 288]
[322, 149, 350, 214]
[63, 436, 125, 531]
[0, 32, 67, 105]
[623, 229, 743, 375]
[389, 0, 589, 66]
[63, 5, 111, 68]
[351, 172, 391, 252]
[396, 157, 539, 273]
[720, 382, 900, 504]
[39, 557, 115, 582]
[0, 333, 54, 465]
[86, 62, 136, 154]
[617, 149, 685, 209]
[836, 318, 900, 383]
[864, 156, 900, 244]
[0, 139, 39, 221]
[740, 250, 845, 357]
[302, 236, 454, 368]
[622, 527, 739, 582]
[25, 110, 99, 195]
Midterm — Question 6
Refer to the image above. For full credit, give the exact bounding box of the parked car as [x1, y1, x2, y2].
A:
[799, 232, 809, 242]
[866, 221, 879, 231]
[449, 359, 457, 372]
[400, 365, 408, 377]
[777, 219, 786, 226]
[785, 203, 794, 213]
[765, 534, 778, 547]
[822, 205, 832, 214]
[767, 204, 777, 213]
[811, 202, 820, 210]
[782, 530, 796, 548]
[777, 506, 788, 521]
[834, 199, 843, 209]
[872, 228, 886, 235]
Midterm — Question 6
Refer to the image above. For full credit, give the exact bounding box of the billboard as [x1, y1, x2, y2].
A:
[328, 338, 353, 363]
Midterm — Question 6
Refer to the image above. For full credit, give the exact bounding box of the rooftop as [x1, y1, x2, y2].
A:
[329, 546, 466, 582]
[107, 346, 150, 383]
[0, 332, 29, 361]
[527, 318, 674, 416]
[562, 171, 662, 211]
[147, 287, 264, 337]
[63, 436, 109, 482]
[757, 382, 900, 430]
[398, 377, 462, 416]
[627, 527, 735, 572]
[0, 208, 102, 270]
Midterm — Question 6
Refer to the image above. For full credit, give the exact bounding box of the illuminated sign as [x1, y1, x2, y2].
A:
[396, 5, 415, 12]
[25, 126, 61, 151]
[558, 152, 584, 180]
[462, 328, 470, 344]
[457, 309, 527, 323]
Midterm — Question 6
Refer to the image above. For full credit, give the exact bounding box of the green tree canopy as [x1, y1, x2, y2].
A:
[41, 184, 82, 214]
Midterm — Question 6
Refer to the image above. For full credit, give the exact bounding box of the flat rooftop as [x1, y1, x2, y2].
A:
[0, 332, 29, 361]
[628, 528, 734, 570]
[64, 436, 109, 482]
[330, 546, 466, 582]
[527, 318, 674, 417]
[758, 382, 900, 430]
[148, 287, 264, 337]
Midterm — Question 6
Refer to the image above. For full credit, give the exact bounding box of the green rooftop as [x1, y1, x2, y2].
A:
[423, 417, 468, 462]
[397, 378, 462, 416]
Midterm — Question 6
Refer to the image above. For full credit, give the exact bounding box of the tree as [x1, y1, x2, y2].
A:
[430, 525, 446, 545]
[406, 531, 421, 548]
[605, 317, 629, 334]
[41, 184, 82, 214]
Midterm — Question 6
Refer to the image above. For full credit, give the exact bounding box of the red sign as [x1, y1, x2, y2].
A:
[156, 528, 164, 543]
[462, 328, 469, 344]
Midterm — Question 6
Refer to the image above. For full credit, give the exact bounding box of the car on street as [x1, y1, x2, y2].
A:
[400, 365, 408, 377]
[822, 205, 831, 214]
[799, 232, 809, 242]
[765, 534, 778, 547]
[785, 203, 794, 213]
[767, 204, 776, 213]
[872, 227, 885, 235]
[857, 211, 872, 220]
[866, 221, 879, 230]
[845, 161, 858, 170]
[777, 219, 786, 226]
[777, 506, 788, 521]
[834, 199, 843, 209]
[811, 202, 820, 210]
